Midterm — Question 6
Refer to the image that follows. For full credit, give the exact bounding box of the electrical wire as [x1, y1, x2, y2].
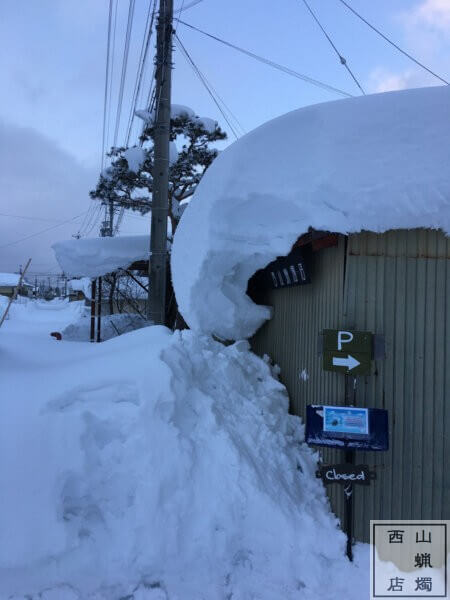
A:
[177, 20, 354, 98]
[176, 35, 245, 136]
[0, 213, 61, 223]
[84, 204, 104, 236]
[113, 0, 136, 146]
[300, 0, 365, 95]
[337, 0, 449, 85]
[174, 0, 204, 13]
[101, 0, 114, 171]
[175, 34, 240, 139]
[0, 212, 88, 250]
[125, 0, 157, 145]
[106, 0, 119, 154]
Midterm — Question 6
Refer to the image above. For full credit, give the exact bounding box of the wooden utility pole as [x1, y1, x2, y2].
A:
[148, 0, 173, 324]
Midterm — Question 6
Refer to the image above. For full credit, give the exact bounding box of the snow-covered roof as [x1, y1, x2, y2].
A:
[172, 85, 450, 340]
[53, 235, 149, 278]
[67, 277, 92, 297]
[0, 273, 21, 287]
[0, 273, 32, 287]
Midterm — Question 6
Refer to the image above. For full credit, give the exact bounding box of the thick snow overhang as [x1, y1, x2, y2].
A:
[171, 85, 450, 341]
[53, 235, 149, 278]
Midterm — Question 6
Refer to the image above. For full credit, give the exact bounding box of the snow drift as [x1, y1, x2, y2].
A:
[171, 85, 450, 340]
[0, 302, 367, 599]
[62, 311, 147, 341]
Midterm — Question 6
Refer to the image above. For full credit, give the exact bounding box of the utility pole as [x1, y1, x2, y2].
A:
[148, 0, 173, 324]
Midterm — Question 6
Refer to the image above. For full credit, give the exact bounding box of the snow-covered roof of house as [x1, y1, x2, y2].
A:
[53, 235, 149, 278]
[0, 273, 32, 287]
[67, 278, 92, 298]
[171, 85, 450, 341]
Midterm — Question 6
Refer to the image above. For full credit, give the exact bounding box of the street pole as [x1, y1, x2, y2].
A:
[148, 0, 173, 324]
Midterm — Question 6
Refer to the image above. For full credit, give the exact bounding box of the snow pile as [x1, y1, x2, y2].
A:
[0, 301, 368, 599]
[172, 85, 450, 340]
[62, 311, 147, 341]
[123, 147, 147, 173]
[53, 235, 149, 278]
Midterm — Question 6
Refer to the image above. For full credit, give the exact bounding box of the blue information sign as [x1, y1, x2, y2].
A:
[305, 405, 389, 451]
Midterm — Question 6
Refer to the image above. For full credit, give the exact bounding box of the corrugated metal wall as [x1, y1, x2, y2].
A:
[251, 229, 450, 542]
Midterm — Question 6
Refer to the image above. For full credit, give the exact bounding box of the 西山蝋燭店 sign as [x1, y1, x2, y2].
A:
[322, 329, 373, 375]
[316, 464, 375, 485]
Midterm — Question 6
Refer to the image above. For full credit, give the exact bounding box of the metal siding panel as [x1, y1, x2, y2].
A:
[251, 237, 347, 525]
[345, 229, 449, 541]
[252, 229, 449, 543]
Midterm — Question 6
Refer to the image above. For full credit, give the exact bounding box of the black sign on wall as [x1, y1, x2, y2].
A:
[249, 246, 312, 294]
[316, 464, 376, 486]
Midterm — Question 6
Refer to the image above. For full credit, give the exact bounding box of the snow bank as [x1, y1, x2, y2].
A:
[62, 312, 147, 341]
[0, 302, 368, 599]
[53, 235, 149, 278]
[172, 85, 450, 340]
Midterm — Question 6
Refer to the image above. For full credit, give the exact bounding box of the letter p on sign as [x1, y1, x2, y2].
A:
[337, 330, 353, 350]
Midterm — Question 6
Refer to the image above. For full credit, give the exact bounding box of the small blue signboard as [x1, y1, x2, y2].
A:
[305, 405, 389, 451]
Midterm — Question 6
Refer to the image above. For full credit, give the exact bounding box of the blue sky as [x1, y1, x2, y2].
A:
[0, 0, 449, 272]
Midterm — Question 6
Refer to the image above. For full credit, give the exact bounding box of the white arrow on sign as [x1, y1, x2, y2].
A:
[332, 355, 360, 371]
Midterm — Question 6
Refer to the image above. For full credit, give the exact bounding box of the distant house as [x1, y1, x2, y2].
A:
[0, 273, 33, 298]
[67, 278, 91, 302]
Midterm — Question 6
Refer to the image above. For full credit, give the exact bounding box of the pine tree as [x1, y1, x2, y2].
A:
[90, 113, 227, 235]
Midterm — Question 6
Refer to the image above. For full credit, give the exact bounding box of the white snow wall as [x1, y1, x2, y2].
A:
[171, 85, 450, 340]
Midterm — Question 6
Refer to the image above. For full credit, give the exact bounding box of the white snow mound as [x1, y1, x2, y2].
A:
[0, 320, 367, 599]
[62, 311, 147, 341]
[53, 235, 149, 278]
[171, 85, 450, 340]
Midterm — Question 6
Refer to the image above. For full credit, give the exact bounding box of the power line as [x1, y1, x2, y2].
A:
[106, 0, 119, 155]
[175, 35, 245, 136]
[300, 0, 365, 95]
[174, 0, 204, 13]
[101, 0, 114, 171]
[113, 0, 136, 146]
[125, 0, 157, 145]
[0, 212, 88, 250]
[177, 20, 354, 98]
[175, 34, 241, 139]
[0, 212, 61, 223]
[337, 0, 449, 85]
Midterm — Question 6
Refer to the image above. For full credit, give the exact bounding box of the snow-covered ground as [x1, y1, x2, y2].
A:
[0, 299, 368, 599]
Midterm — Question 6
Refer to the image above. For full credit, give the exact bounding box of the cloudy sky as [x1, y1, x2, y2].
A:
[0, 0, 449, 275]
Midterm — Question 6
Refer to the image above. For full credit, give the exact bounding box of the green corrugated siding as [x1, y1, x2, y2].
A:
[251, 229, 450, 542]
